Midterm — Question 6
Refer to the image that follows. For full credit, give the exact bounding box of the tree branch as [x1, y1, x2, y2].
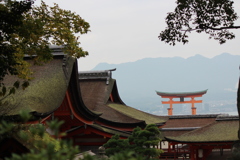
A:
[206, 25, 240, 30]
[181, 25, 240, 32]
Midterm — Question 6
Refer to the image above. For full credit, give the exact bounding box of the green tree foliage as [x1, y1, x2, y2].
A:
[0, 0, 32, 106]
[0, 110, 79, 160]
[0, 0, 90, 101]
[128, 124, 163, 159]
[108, 151, 145, 160]
[0, 1, 91, 159]
[104, 124, 163, 159]
[103, 135, 130, 156]
[0, 0, 33, 82]
[159, 0, 240, 45]
[1, 111, 148, 160]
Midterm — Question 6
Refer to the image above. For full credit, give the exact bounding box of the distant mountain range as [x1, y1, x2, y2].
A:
[92, 53, 240, 115]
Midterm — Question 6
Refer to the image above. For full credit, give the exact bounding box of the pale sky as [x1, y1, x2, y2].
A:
[35, 0, 240, 71]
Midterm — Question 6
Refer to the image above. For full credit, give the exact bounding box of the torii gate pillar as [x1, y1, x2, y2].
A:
[156, 90, 208, 116]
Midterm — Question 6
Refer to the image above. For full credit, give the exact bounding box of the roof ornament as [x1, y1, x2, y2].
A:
[79, 68, 116, 85]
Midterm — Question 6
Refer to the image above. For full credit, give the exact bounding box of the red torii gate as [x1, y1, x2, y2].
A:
[156, 90, 208, 115]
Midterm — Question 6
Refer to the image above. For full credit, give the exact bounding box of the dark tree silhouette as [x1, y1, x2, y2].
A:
[159, 0, 240, 141]
[159, 0, 240, 46]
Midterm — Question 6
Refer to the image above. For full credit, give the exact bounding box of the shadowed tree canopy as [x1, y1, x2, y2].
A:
[0, 0, 90, 99]
[159, 0, 240, 45]
[159, 2, 240, 158]
[104, 124, 163, 159]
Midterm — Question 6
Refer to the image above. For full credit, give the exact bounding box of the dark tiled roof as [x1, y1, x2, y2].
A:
[79, 70, 167, 126]
[165, 116, 239, 143]
[160, 114, 219, 138]
[91, 124, 131, 137]
[66, 124, 131, 138]
[163, 115, 217, 128]
[161, 130, 192, 138]
[79, 68, 116, 85]
[108, 103, 168, 124]
[2, 51, 75, 116]
[216, 115, 239, 121]
[168, 114, 220, 119]
[79, 79, 144, 124]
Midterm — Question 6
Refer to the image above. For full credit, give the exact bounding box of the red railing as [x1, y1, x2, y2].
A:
[159, 148, 190, 160]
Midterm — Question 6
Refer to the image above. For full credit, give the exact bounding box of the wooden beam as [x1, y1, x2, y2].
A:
[162, 100, 202, 104]
[161, 95, 203, 99]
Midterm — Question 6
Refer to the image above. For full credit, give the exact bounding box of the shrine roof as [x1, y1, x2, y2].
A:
[91, 124, 131, 137]
[163, 114, 219, 128]
[79, 70, 167, 127]
[160, 114, 218, 138]
[79, 68, 116, 85]
[165, 115, 239, 143]
[2, 47, 75, 117]
[107, 103, 168, 125]
[156, 89, 208, 97]
[79, 78, 146, 126]
[66, 124, 131, 138]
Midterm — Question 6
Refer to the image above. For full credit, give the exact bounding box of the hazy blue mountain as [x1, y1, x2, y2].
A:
[92, 53, 240, 115]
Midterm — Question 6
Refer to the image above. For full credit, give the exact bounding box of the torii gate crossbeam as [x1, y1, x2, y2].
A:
[156, 90, 208, 115]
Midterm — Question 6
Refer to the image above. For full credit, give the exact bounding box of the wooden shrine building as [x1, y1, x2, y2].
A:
[1, 46, 238, 160]
[1, 46, 168, 155]
[156, 90, 208, 115]
[163, 115, 239, 160]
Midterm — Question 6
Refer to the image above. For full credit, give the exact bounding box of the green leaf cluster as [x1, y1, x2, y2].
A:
[108, 151, 145, 160]
[0, 0, 90, 106]
[104, 124, 163, 159]
[0, 0, 33, 81]
[0, 113, 163, 160]
[104, 135, 131, 156]
[0, 111, 79, 160]
[1, 0, 90, 81]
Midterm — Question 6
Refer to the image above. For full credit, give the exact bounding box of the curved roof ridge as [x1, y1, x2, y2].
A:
[165, 119, 238, 143]
[156, 89, 208, 97]
[79, 68, 116, 85]
[105, 103, 147, 123]
[107, 103, 168, 124]
[161, 127, 201, 131]
[69, 62, 102, 121]
[3, 52, 75, 117]
[97, 117, 146, 129]
[168, 114, 221, 119]
[105, 79, 125, 104]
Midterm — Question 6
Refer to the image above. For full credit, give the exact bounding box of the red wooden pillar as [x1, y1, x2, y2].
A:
[190, 147, 195, 160]
[168, 98, 173, 115]
[191, 97, 196, 115]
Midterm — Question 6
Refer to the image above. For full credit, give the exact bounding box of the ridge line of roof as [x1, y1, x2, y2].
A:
[216, 115, 239, 121]
[24, 45, 65, 58]
[160, 127, 201, 131]
[164, 136, 236, 143]
[78, 68, 116, 85]
[92, 123, 132, 135]
[156, 89, 208, 96]
[168, 114, 221, 119]
[106, 104, 147, 123]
